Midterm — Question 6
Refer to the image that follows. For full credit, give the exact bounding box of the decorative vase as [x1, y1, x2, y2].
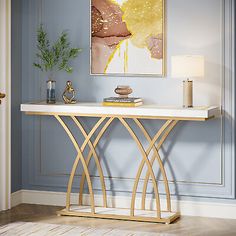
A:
[115, 85, 133, 98]
[46, 80, 56, 104]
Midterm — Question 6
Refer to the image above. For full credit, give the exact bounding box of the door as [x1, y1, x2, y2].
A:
[0, 0, 11, 211]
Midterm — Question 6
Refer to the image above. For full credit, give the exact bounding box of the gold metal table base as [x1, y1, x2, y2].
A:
[53, 115, 179, 224]
[57, 206, 180, 224]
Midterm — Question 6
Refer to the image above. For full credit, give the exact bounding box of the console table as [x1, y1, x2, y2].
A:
[21, 102, 220, 224]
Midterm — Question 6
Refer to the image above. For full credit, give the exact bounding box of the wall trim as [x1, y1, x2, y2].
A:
[11, 190, 22, 207]
[11, 190, 236, 220]
[0, 0, 11, 211]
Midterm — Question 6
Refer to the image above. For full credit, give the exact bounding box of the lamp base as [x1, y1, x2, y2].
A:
[183, 79, 193, 108]
[183, 105, 193, 108]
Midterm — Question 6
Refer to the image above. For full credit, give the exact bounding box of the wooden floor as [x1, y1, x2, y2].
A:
[0, 204, 236, 235]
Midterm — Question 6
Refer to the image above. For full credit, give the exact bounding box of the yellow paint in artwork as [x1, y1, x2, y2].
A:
[110, 0, 128, 7]
[104, 40, 129, 73]
[124, 40, 129, 73]
[104, 41, 123, 73]
[104, 0, 163, 73]
[121, 0, 163, 48]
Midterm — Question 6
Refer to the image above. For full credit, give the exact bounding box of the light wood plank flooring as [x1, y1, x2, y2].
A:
[0, 204, 236, 235]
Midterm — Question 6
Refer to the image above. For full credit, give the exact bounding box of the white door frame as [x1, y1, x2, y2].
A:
[0, 0, 11, 211]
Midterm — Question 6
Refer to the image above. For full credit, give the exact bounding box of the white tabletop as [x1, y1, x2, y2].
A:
[21, 102, 220, 121]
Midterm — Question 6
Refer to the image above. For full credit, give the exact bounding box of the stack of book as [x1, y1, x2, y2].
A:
[102, 97, 143, 107]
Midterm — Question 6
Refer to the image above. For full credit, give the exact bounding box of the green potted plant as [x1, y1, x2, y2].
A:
[33, 25, 81, 104]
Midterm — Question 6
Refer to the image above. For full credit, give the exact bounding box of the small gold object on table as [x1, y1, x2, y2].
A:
[62, 81, 77, 104]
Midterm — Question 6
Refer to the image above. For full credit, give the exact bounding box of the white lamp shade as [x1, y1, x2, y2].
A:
[171, 55, 205, 78]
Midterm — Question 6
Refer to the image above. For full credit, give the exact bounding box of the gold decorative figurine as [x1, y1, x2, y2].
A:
[62, 81, 77, 104]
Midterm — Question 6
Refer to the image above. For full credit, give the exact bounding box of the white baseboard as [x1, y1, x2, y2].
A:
[11, 190, 236, 219]
[11, 190, 22, 208]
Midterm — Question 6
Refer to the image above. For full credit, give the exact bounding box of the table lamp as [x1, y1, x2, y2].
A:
[171, 55, 204, 108]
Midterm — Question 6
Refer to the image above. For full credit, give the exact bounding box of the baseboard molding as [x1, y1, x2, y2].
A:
[11, 190, 236, 219]
[11, 190, 22, 208]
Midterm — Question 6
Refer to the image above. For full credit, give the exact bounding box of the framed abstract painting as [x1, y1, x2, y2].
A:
[90, 0, 165, 76]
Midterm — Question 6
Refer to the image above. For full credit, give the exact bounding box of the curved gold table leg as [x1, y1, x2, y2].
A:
[134, 119, 174, 212]
[79, 117, 114, 206]
[141, 120, 178, 211]
[118, 117, 161, 219]
[71, 116, 107, 208]
[130, 120, 172, 215]
[55, 115, 105, 213]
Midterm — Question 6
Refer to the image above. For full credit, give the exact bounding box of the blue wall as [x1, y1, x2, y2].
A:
[14, 0, 235, 201]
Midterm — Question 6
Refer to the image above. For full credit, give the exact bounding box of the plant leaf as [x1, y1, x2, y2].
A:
[34, 24, 82, 74]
